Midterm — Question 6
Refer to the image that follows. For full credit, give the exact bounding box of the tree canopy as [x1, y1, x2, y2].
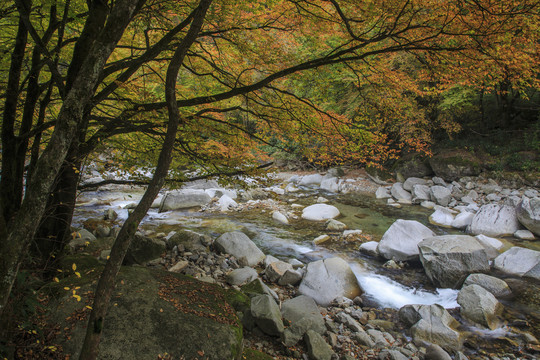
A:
[0, 0, 539, 358]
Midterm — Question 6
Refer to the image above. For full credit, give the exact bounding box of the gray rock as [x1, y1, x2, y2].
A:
[366, 329, 390, 348]
[49, 267, 243, 360]
[265, 260, 293, 283]
[432, 177, 447, 186]
[418, 235, 490, 288]
[73, 228, 97, 243]
[377, 219, 435, 261]
[469, 204, 520, 237]
[304, 330, 333, 360]
[516, 197, 540, 236]
[298, 174, 324, 187]
[326, 219, 347, 231]
[404, 177, 428, 191]
[272, 211, 289, 225]
[124, 234, 166, 265]
[399, 304, 462, 350]
[302, 204, 340, 221]
[320, 177, 340, 193]
[241, 278, 279, 301]
[278, 269, 303, 286]
[429, 208, 454, 227]
[514, 229, 535, 240]
[451, 211, 475, 230]
[226, 267, 258, 286]
[168, 229, 210, 251]
[104, 208, 118, 221]
[391, 183, 412, 203]
[430, 186, 452, 207]
[336, 312, 363, 332]
[298, 257, 362, 306]
[281, 296, 325, 346]
[359, 241, 379, 257]
[463, 274, 512, 298]
[95, 225, 111, 238]
[353, 330, 375, 347]
[412, 184, 431, 204]
[376, 187, 392, 199]
[168, 260, 189, 273]
[493, 247, 540, 280]
[457, 285, 503, 329]
[378, 349, 408, 360]
[250, 294, 284, 336]
[425, 344, 452, 360]
[159, 189, 212, 212]
[214, 231, 265, 267]
[474, 234, 503, 260]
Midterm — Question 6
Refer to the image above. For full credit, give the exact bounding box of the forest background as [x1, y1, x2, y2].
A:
[0, 0, 539, 359]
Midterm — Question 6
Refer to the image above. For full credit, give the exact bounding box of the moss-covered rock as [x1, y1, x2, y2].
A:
[46, 265, 244, 360]
[392, 154, 434, 179]
[429, 150, 482, 181]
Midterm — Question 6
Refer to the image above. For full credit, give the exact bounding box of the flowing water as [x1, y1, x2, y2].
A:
[73, 185, 464, 309]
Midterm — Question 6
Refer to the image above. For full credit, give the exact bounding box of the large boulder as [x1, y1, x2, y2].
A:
[377, 219, 435, 262]
[298, 174, 324, 187]
[516, 197, 540, 236]
[399, 304, 462, 350]
[301, 204, 340, 221]
[391, 183, 412, 203]
[167, 229, 211, 251]
[418, 235, 490, 288]
[159, 189, 212, 212]
[281, 295, 325, 346]
[463, 274, 512, 298]
[428, 151, 482, 181]
[411, 184, 431, 204]
[392, 155, 434, 179]
[214, 231, 265, 267]
[403, 177, 428, 191]
[430, 186, 452, 207]
[493, 247, 540, 280]
[298, 257, 361, 306]
[250, 294, 284, 336]
[469, 204, 521, 237]
[304, 330, 334, 360]
[457, 285, 503, 330]
[124, 234, 166, 265]
[320, 177, 341, 193]
[50, 266, 245, 360]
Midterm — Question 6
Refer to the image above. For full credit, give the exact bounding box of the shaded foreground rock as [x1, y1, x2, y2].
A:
[304, 330, 334, 360]
[457, 285, 503, 330]
[418, 235, 490, 288]
[463, 274, 512, 298]
[281, 295, 325, 346]
[250, 294, 284, 336]
[399, 304, 462, 350]
[298, 257, 361, 306]
[49, 265, 245, 360]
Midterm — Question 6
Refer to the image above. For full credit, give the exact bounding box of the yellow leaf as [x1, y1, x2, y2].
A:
[85, 305, 93, 310]
[72, 263, 77, 271]
[53, 277, 59, 283]
[75, 272, 81, 278]
[73, 294, 81, 302]
[63, 287, 70, 291]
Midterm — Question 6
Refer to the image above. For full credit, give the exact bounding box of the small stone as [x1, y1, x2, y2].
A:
[313, 235, 331, 245]
[514, 229, 535, 240]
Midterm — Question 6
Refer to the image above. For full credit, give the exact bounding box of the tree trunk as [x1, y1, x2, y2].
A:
[0, 4, 29, 223]
[78, 2, 212, 358]
[0, 0, 144, 319]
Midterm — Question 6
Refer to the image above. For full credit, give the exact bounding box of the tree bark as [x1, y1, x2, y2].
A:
[1, 2, 29, 222]
[0, 0, 144, 319]
[78, 2, 212, 359]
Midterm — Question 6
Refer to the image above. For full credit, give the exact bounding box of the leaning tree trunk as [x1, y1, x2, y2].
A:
[0, 0, 144, 319]
[78, 2, 212, 359]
